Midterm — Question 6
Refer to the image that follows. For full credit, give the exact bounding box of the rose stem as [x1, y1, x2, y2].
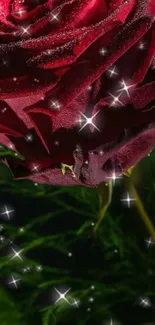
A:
[94, 180, 113, 233]
[125, 174, 155, 241]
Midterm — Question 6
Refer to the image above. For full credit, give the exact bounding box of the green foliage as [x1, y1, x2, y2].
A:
[0, 144, 24, 160]
[0, 286, 23, 325]
[0, 146, 155, 325]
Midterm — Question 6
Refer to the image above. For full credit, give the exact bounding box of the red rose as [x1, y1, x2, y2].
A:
[0, 0, 155, 187]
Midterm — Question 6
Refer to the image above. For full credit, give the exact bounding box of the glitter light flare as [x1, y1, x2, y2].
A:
[54, 288, 71, 305]
[78, 110, 100, 132]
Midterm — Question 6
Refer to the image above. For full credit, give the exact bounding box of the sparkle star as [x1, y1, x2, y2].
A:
[152, 63, 155, 70]
[117, 79, 135, 98]
[9, 275, 20, 289]
[99, 47, 107, 56]
[0, 225, 3, 231]
[121, 192, 136, 208]
[49, 100, 61, 111]
[0, 236, 5, 243]
[54, 140, 59, 146]
[20, 26, 31, 36]
[34, 78, 39, 83]
[23, 266, 31, 273]
[138, 42, 145, 50]
[89, 297, 94, 302]
[31, 164, 40, 173]
[51, 12, 59, 22]
[72, 299, 80, 307]
[145, 237, 155, 248]
[107, 66, 118, 78]
[10, 247, 23, 261]
[108, 92, 124, 107]
[9, 143, 14, 149]
[78, 110, 100, 132]
[1, 107, 7, 113]
[54, 288, 71, 305]
[88, 85, 92, 91]
[1, 58, 9, 68]
[139, 297, 151, 308]
[106, 171, 122, 185]
[98, 149, 104, 155]
[19, 228, 24, 233]
[15, 9, 26, 16]
[25, 134, 33, 142]
[0, 205, 14, 220]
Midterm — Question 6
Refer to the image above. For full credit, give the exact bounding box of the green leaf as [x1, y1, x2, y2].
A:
[0, 143, 25, 160]
[0, 162, 13, 181]
[0, 286, 23, 325]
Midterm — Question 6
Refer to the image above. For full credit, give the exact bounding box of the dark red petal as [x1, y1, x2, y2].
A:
[0, 101, 28, 136]
[131, 81, 155, 109]
[0, 72, 58, 99]
[16, 167, 85, 187]
[132, 23, 155, 83]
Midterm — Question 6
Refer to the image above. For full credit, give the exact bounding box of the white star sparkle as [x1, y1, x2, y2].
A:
[0, 205, 14, 220]
[98, 149, 104, 155]
[22, 266, 31, 273]
[31, 164, 40, 173]
[117, 79, 135, 98]
[0, 236, 5, 243]
[107, 66, 118, 78]
[20, 26, 31, 36]
[15, 9, 26, 16]
[138, 42, 145, 50]
[108, 92, 124, 107]
[106, 171, 122, 185]
[25, 134, 33, 142]
[139, 297, 151, 308]
[78, 110, 100, 132]
[54, 140, 59, 146]
[49, 100, 61, 111]
[145, 237, 155, 248]
[88, 85, 93, 91]
[121, 192, 136, 208]
[19, 228, 24, 233]
[99, 47, 107, 56]
[54, 287, 71, 305]
[71, 299, 80, 307]
[9, 275, 20, 289]
[1, 107, 7, 113]
[51, 12, 59, 22]
[1, 58, 9, 68]
[89, 297, 94, 302]
[10, 247, 23, 261]
[9, 143, 14, 149]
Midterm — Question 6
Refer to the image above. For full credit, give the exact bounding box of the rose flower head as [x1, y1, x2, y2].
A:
[0, 0, 155, 187]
